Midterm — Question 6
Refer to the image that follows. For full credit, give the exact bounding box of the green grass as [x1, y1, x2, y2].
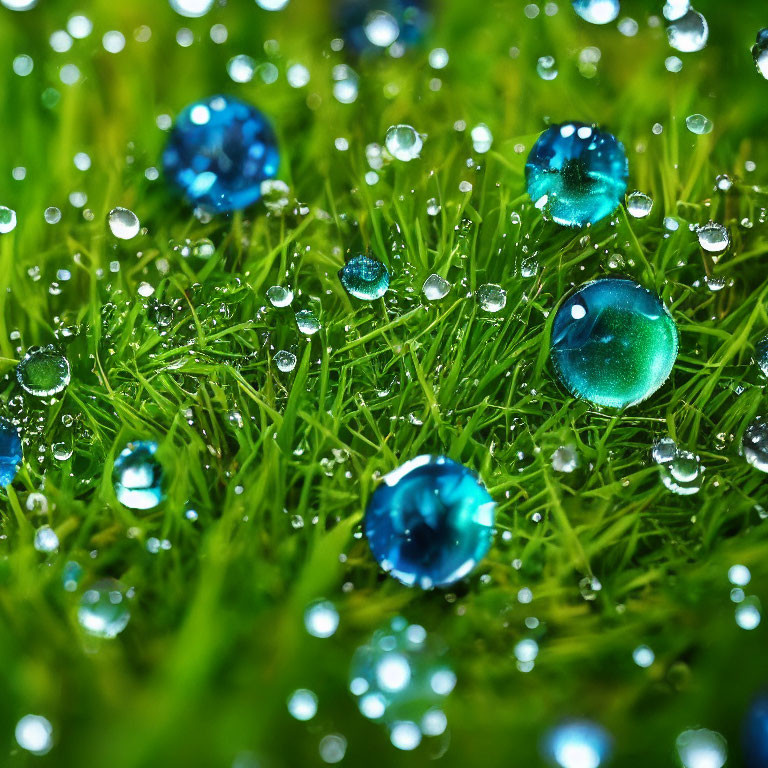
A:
[2, 0, 768, 766]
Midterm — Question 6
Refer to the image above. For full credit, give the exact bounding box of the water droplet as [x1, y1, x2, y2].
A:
[660, 449, 704, 495]
[15, 715, 53, 756]
[752, 28, 768, 79]
[340, 254, 390, 300]
[667, 7, 708, 53]
[385, 125, 423, 161]
[715, 173, 733, 191]
[545, 720, 611, 768]
[426, 197, 441, 216]
[551, 445, 580, 473]
[0, 417, 22, 487]
[318, 734, 346, 764]
[227, 54, 256, 83]
[364, 10, 400, 47]
[266, 285, 294, 307]
[728, 564, 751, 586]
[295, 309, 321, 335]
[652, 436, 677, 464]
[537, 55, 558, 80]
[626, 191, 653, 218]
[113, 440, 164, 510]
[571, 0, 619, 25]
[257, 0, 290, 8]
[0, 205, 18, 233]
[632, 645, 655, 668]
[169, 0, 215, 17]
[471, 123, 493, 153]
[676, 729, 727, 768]
[34, 525, 59, 553]
[44, 206, 62, 224]
[550, 279, 678, 409]
[742, 417, 768, 472]
[287, 689, 318, 721]
[736, 597, 762, 630]
[422, 273, 451, 301]
[697, 222, 729, 252]
[107, 207, 140, 239]
[304, 600, 339, 638]
[429, 47, 449, 69]
[685, 113, 713, 135]
[17, 345, 71, 397]
[526, 123, 628, 228]
[476, 283, 507, 312]
[274, 350, 297, 372]
[78, 579, 131, 638]
[365, 456, 495, 588]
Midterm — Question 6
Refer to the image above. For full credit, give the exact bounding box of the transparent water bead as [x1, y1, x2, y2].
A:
[169, 0, 215, 16]
[163, 95, 279, 213]
[544, 720, 611, 768]
[274, 350, 297, 372]
[17, 345, 71, 397]
[340, 254, 390, 300]
[34, 525, 59, 553]
[742, 417, 768, 472]
[44, 207, 61, 224]
[113, 440, 164, 510]
[525, 122, 628, 228]
[107, 207, 140, 239]
[652, 436, 677, 464]
[660, 449, 704, 495]
[295, 309, 321, 335]
[15, 715, 53, 756]
[266, 285, 294, 307]
[476, 284, 506, 312]
[304, 599, 339, 638]
[385, 125, 423, 161]
[632, 645, 655, 668]
[685, 113, 713, 135]
[0, 417, 22, 487]
[349, 616, 455, 743]
[667, 8, 708, 53]
[626, 191, 653, 218]
[2, 0, 37, 9]
[364, 455, 495, 588]
[697, 222, 729, 253]
[550, 279, 678, 409]
[78, 579, 131, 638]
[551, 445, 579, 473]
[422, 273, 450, 301]
[675, 729, 727, 768]
[0, 205, 17, 233]
[752, 29, 768, 80]
[536, 56, 558, 81]
[334, 0, 431, 55]
[287, 689, 318, 721]
[571, 0, 619, 25]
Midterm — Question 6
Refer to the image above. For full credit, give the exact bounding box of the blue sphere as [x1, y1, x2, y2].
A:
[334, 0, 431, 55]
[744, 692, 768, 767]
[364, 455, 495, 589]
[0, 417, 22, 488]
[525, 122, 628, 228]
[162, 95, 279, 213]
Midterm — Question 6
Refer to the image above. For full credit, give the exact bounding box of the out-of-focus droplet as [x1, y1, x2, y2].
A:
[78, 579, 131, 638]
[571, 0, 619, 25]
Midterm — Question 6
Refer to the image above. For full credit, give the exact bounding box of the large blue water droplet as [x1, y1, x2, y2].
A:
[163, 94, 279, 213]
[0, 417, 22, 488]
[339, 254, 390, 300]
[364, 456, 495, 588]
[525, 122, 628, 228]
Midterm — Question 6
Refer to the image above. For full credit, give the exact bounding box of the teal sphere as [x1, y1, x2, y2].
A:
[364, 456, 495, 589]
[550, 279, 678, 409]
[339, 255, 390, 300]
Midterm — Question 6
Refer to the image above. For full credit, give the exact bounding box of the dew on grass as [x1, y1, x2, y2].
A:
[44, 207, 62, 224]
[257, 0, 290, 9]
[728, 564, 751, 586]
[537, 56, 558, 80]
[0, 205, 17, 233]
[736, 597, 762, 630]
[551, 445, 579, 473]
[113, 440, 164, 510]
[665, 55, 683, 72]
[340, 254, 390, 300]
[571, 0, 619, 25]
[169, 0, 215, 16]
[753, 29, 768, 80]
[626, 191, 653, 218]
[667, 8, 708, 52]
[429, 47, 449, 69]
[333, 65, 359, 104]
[267, 285, 294, 307]
[107, 207, 140, 240]
[652, 436, 677, 464]
[676, 729, 727, 768]
[15, 715, 52, 756]
[477, 284, 506, 312]
[102, 31, 126, 53]
[305, 600, 339, 638]
[227, 54, 256, 83]
[514, 638, 539, 664]
[67, 14, 93, 38]
[579, 576, 601, 601]
[13, 54, 34, 76]
[659, 448, 704, 496]
[685, 113, 713, 135]
[742, 417, 768, 472]
[426, 198, 441, 216]
[544, 720, 611, 768]
[697, 222, 729, 253]
[755, 336, 768, 377]
[288, 689, 318, 721]
[0, 417, 23, 487]
[296, 309, 321, 335]
[471, 123, 493, 153]
[319, 734, 346, 764]
[78, 579, 131, 638]
[17, 345, 71, 397]
[385, 125, 422, 161]
[364, 10, 400, 47]
[149, 302, 174, 328]
[422, 274, 450, 301]
[633, 645, 654, 668]
[274, 350, 297, 372]
[34, 525, 59, 553]
[715, 174, 733, 192]
[193, 238, 215, 259]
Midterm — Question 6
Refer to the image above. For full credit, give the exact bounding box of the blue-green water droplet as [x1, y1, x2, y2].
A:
[753, 29, 768, 79]
[77, 579, 131, 638]
[364, 456, 495, 588]
[743, 417, 768, 473]
[113, 440, 164, 510]
[0, 417, 22, 487]
[339, 255, 390, 300]
[550, 279, 678, 408]
[16, 345, 71, 397]
[525, 122, 628, 228]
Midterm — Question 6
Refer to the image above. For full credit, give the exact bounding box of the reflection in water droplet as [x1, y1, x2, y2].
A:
[340, 255, 390, 300]
[626, 191, 653, 218]
[77, 579, 131, 638]
[667, 8, 708, 53]
[267, 285, 294, 307]
[537, 56, 558, 81]
[274, 350, 297, 372]
[571, 0, 619, 25]
[422, 274, 451, 301]
[0, 205, 18, 233]
[296, 309, 321, 335]
[685, 113, 713, 135]
[476, 284, 506, 312]
[659, 448, 704, 495]
[107, 207, 140, 239]
[697, 222, 729, 253]
[385, 125, 423, 161]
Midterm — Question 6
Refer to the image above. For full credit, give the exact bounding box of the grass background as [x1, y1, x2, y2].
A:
[1, 0, 768, 765]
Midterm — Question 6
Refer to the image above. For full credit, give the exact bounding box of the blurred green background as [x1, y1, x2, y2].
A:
[1, 0, 768, 766]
